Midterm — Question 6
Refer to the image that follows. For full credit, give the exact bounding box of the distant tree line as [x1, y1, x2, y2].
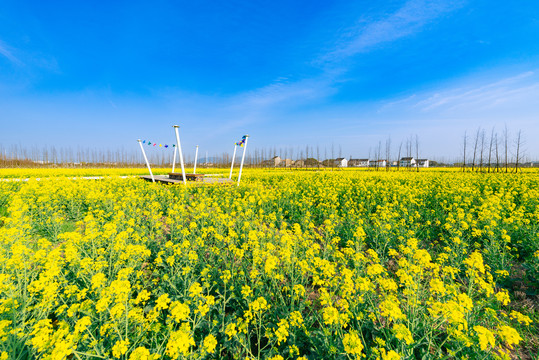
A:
[0, 144, 337, 169]
[0, 142, 419, 169]
[0, 129, 535, 170]
[459, 126, 528, 173]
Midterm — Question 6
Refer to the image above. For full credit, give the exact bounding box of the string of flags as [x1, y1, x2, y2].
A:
[137, 127, 249, 186]
[235, 135, 247, 147]
[142, 140, 176, 148]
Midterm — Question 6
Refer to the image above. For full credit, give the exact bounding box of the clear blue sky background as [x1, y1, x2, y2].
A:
[1, 0, 539, 161]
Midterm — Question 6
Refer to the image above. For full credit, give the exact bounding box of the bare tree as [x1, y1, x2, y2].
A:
[504, 125, 509, 173]
[324, 147, 327, 168]
[472, 128, 480, 172]
[415, 135, 420, 172]
[316, 145, 320, 169]
[514, 130, 524, 173]
[462, 131, 467, 172]
[495, 133, 500, 172]
[397, 141, 402, 171]
[376, 141, 382, 171]
[403, 137, 410, 169]
[331, 143, 335, 170]
[488, 128, 494, 173]
[479, 129, 485, 172]
[385, 136, 391, 171]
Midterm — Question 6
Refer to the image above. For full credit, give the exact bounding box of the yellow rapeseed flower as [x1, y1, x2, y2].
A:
[112, 339, 129, 358]
[392, 323, 413, 345]
[379, 297, 406, 322]
[169, 301, 190, 323]
[203, 334, 217, 353]
[497, 325, 522, 349]
[342, 331, 364, 356]
[155, 294, 171, 311]
[473, 326, 495, 350]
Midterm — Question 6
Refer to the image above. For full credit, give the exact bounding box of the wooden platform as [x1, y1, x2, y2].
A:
[139, 175, 233, 184]
[169, 173, 204, 181]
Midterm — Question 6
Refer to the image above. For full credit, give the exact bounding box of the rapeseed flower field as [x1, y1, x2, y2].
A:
[0, 169, 537, 359]
[0, 168, 212, 179]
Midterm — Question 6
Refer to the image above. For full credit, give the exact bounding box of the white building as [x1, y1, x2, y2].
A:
[370, 159, 387, 168]
[279, 158, 294, 167]
[334, 158, 348, 167]
[400, 157, 416, 167]
[416, 159, 429, 168]
[349, 158, 369, 167]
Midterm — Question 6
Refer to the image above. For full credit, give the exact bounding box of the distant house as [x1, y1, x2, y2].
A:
[261, 156, 282, 167]
[416, 159, 429, 168]
[349, 158, 369, 167]
[400, 157, 416, 167]
[334, 158, 348, 167]
[370, 159, 387, 168]
[280, 158, 294, 167]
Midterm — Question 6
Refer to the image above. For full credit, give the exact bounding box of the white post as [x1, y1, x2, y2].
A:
[173, 125, 187, 185]
[237, 135, 249, 186]
[172, 145, 177, 173]
[229, 144, 237, 179]
[137, 139, 154, 182]
[193, 145, 199, 174]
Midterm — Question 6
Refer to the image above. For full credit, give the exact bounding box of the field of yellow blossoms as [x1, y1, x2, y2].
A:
[0, 167, 190, 179]
[0, 169, 538, 359]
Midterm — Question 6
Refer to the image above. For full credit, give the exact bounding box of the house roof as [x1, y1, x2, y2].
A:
[335, 157, 346, 161]
[400, 157, 414, 160]
[417, 159, 429, 161]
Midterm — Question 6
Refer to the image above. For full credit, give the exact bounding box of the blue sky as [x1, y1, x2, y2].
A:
[1, 0, 539, 161]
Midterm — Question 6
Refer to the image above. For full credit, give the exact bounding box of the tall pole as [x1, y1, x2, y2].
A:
[172, 145, 177, 173]
[237, 135, 249, 186]
[193, 145, 199, 174]
[173, 125, 187, 185]
[137, 139, 154, 182]
[229, 144, 237, 179]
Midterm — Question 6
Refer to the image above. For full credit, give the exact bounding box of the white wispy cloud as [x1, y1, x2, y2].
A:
[0, 40, 22, 66]
[230, 0, 465, 117]
[361, 70, 539, 157]
[269, 68, 539, 158]
[407, 71, 539, 114]
[232, 77, 336, 108]
[321, 0, 465, 64]
[179, 77, 337, 139]
[164, 1, 468, 141]
[162, 0, 465, 135]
